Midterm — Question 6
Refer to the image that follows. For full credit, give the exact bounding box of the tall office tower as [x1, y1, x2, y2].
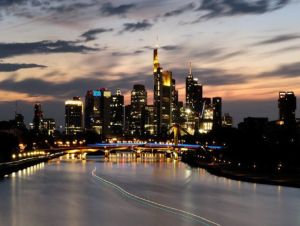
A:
[124, 105, 132, 135]
[130, 84, 147, 136]
[185, 63, 203, 113]
[110, 89, 124, 135]
[186, 62, 194, 109]
[200, 97, 211, 117]
[43, 118, 56, 136]
[84, 89, 111, 135]
[153, 47, 161, 136]
[33, 102, 44, 133]
[65, 97, 83, 135]
[193, 82, 203, 113]
[141, 105, 155, 136]
[153, 48, 172, 137]
[212, 97, 222, 128]
[278, 91, 296, 125]
[171, 79, 179, 123]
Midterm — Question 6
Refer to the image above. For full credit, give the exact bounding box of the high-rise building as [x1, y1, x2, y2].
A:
[124, 105, 132, 136]
[186, 62, 194, 110]
[199, 107, 214, 134]
[186, 63, 203, 113]
[171, 79, 180, 123]
[84, 89, 111, 135]
[43, 118, 56, 136]
[153, 48, 172, 137]
[212, 97, 222, 128]
[65, 97, 83, 135]
[130, 84, 147, 136]
[278, 91, 296, 125]
[33, 102, 43, 133]
[141, 105, 155, 136]
[110, 89, 124, 135]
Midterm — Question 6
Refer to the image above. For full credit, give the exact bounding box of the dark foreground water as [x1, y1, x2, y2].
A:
[0, 155, 300, 226]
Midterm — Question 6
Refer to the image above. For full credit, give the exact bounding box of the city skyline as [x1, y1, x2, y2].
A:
[0, 0, 300, 125]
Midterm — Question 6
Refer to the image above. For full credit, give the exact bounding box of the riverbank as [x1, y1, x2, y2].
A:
[181, 158, 300, 188]
[0, 152, 65, 178]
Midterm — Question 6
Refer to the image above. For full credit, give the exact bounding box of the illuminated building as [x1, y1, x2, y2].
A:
[141, 105, 155, 136]
[153, 48, 172, 137]
[199, 107, 214, 134]
[212, 97, 222, 128]
[171, 79, 180, 124]
[278, 91, 296, 125]
[33, 102, 44, 133]
[43, 118, 56, 136]
[110, 89, 124, 135]
[84, 89, 111, 135]
[130, 84, 147, 136]
[185, 62, 203, 113]
[124, 105, 131, 135]
[65, 97, 83, 135]
[222, 113, 233, 128]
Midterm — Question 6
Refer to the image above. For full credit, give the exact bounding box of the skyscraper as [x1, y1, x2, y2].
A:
[141, 105, 155, 136]
[185, 63, 203, 114]
[130, 84, 147, 135]
[153, 48, 172, 137]
[43, 118, 56, 136]
[65, 97, 83, 135]
[278, 91, 296, 125]
[33, 102, 43, 133]
[110, 89, 124, 135]
[84, 89, 111, 135]
[212, 97, 222, 128]
[186, 62, 195, 110]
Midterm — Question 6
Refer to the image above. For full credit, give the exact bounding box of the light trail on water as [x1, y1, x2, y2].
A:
[91, 167, 221, 226]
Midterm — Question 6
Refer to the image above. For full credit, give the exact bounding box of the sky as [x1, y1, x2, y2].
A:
[0, 0, 300, 126]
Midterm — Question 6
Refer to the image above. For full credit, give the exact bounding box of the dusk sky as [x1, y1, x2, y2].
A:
[0, 0, 300, 126]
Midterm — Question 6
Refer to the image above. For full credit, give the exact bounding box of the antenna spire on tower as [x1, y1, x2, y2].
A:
[155, 36, 159, 48]
[189, 62, 192, 75]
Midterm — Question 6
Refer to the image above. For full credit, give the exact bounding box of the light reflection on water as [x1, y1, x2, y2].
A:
[0, 156, 299, 226]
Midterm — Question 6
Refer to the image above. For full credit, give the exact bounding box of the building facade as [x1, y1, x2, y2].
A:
[130, 84, 147, 136]
[65, 97, 83, 135]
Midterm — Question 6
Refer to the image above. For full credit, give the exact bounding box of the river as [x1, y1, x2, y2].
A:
[0, 154, 299, 226]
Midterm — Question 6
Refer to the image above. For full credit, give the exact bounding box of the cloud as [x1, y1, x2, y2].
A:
[80, 28, 113, 42]
[0, 40, 99, 58]
[171, 67, 248, 86]
[0, 0, 27, 7]
[164, 3, 195, 17]
[120, 20, 153, 33]
[191, 48, 246, 62]
[46, 2, 95, 14]
[254, 33, 300, 45]
[0, 63, 46, 72]
[196, 0, 291, 20]
[111, 50, 144, 56]
[264, 45, 300, 56]
[0, 71, 151, 99]
[100, 2, 136, 16]
[260, 62, 300, 78]
[161, 45, 181, 51]
[142, 45, 181, 51]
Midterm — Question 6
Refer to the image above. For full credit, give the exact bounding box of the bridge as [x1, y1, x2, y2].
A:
[62, 142, 223, 160]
